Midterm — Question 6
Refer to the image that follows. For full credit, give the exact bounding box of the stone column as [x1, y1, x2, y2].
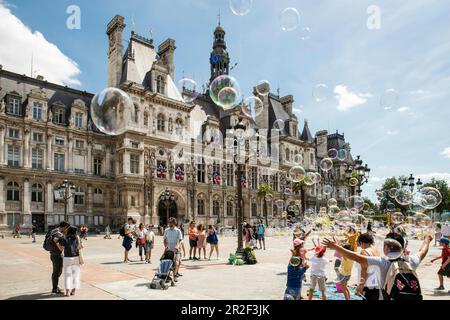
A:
[87, 142, 92, 174]
[0, 176, 6, 226]
[87, 184, 93, 217]
[67, 137, 73, 173]
[23, 129, 31, 169]
[139, 152, 144, 176]
[46, 181, 54, 219]
[46, 134, 53, 170]
[124, 150, 130, 174]
[22, 178, 31, 224]
[0, 125, 5, 165]
[105, 146, 111, 177]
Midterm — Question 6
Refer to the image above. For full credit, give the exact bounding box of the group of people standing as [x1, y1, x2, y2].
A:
[187, 221, 219, 260]
[46, 221, 84, 297]
[243, 220, 266, 250]
[122, 218, 156, 263]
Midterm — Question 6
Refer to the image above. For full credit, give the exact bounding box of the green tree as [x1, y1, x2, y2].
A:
[257, 182, 273, 226]
[422, 179, 450, 213]
[378, 177, 403, 212]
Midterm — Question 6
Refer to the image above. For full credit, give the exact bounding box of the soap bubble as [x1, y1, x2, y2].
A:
[383, 238, 403, 260]
[388, 188, 399, 198]
[265, 194, 273, 202]
[337, 149, 347, 161]
[178, 78, 198, 103]
[256, 80, 270, 96]
[273, 119, 285, 132]
[327, 198, 338, 207]
[391, 212, 404, 225]
[300, 27, 311, 40]
[381, 89, 399, 110]
[313, 84, 331, 102]
[289, 165, 306, 183]
[90, 87, 133, 136]
[349, 177, 359, 187]
[323, 184, 333, 195]
[327, 148, 338, 159]
[319, 158, 333, 172]
[413, 212, 432, 229]
[303, 173, 314, 186]
[345, 195, 365, 211]
[395, 189, 413, 206]
[293, 154, 303, 165]
[386, 202, 396, 211]
[210, 75, 241, 110]
[280, 7, 300, 32]
[229, 0, 252, 16]
[417, 187, 442, 210]
[312, 172, 322, 184]
[275, 199, 285, 209]
[242, 96, 264, 120]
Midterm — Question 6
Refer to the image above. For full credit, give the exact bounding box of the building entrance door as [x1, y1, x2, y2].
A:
[158, 200, 178, 227]
[32, 214, 45, 233]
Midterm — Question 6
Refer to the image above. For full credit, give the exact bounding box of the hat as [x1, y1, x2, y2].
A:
[293, 238, 304, 247]
[439, 237, 450, 245]
[290, 256, 302, 267]
[315, 245, 326, 256]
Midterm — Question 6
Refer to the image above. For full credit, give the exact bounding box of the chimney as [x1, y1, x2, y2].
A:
[158, 38, 176, 79]
[280, 95, 293, 114]
[106, 15, 126, 88]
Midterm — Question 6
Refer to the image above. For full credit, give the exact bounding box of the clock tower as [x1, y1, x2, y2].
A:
[209, 20, 230, 83]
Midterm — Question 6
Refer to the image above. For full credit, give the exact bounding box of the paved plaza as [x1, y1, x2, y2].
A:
[0, 232, 449, 300]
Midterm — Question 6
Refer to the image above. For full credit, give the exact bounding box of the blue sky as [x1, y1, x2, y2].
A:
[1, 0, 450, 201]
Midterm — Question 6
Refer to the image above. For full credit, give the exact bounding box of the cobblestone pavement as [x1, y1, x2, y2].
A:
[0, 232, 449, 300]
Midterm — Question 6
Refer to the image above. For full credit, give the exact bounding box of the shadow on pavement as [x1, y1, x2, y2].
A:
[431, 290, 450, 297]
[5, 292, 65, 300]
[100, 261, 126, 265]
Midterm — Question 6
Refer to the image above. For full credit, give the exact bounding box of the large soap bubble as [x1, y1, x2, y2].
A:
[90, 87, 133, 135]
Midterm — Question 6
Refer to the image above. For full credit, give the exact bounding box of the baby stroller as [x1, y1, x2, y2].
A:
[150, 249, 178, 290]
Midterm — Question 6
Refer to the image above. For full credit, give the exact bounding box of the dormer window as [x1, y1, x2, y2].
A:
[7, 95, 21, 116]
[75, 112, 83, 128]
[33, 102, 42, 120]
[156, 75, 165, 94]
[54, 108, 65, 125]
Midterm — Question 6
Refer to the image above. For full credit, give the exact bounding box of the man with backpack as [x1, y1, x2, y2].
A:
[322, 232, 433, 300]
[43, 222, 70, 295]
[257, 220, 266, 250]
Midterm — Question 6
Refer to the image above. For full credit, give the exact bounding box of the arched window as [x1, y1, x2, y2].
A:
[7, 182, 20, 201]
[310, 153, 314, 165]
[157, 114, 165, 131]
[175, 118, 183, 136]
[156, 75, 165, 94]
[31, 183, 43, 202]
[285, 148, 290, 161]
[197, 198, 205, 216]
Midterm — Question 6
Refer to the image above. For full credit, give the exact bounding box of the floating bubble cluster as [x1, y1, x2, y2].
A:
[319, 158, 333, 172]
[337, 149, 347, 161]
[327, 148, 338, 159]
[242, 96, 264, 120]
[90, 87, 133, 136]
[289, 165, 306, 183]
[256, 80, 271, 96]
[273, 119, 285, 132]
[313, 84, 330, 102]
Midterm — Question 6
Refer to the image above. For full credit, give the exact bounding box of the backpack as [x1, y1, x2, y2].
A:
[119, 225, 126, 237]
[43, 229, 55, 251]
[384, 259, 422, 300]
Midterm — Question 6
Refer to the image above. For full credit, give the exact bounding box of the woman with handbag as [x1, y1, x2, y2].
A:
[135, 223, 148, 262]
[54, 226, 84, 297]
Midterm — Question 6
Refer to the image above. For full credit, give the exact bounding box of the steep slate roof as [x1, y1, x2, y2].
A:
[300, 120, 314, 143]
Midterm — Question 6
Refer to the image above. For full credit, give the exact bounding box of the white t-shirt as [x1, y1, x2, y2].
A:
[124, 224, 135, 235]
[309, 255, 327, 277]
[366, 254, 421, 289]
[135, 228, 148, 239]
[146, 230, 155, 242]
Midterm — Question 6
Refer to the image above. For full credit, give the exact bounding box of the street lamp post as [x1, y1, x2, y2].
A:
[233, 118, 247, 257]
[345, 155, 370, 196]
[159, 188, 175, 226]
[402, 173, 423, 193]
[58, 179, 76, 223]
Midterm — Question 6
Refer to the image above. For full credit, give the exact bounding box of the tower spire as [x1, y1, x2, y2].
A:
[218, 9, 221, 26]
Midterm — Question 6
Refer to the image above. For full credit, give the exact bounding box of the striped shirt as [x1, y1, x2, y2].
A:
[163, 227, 182, 250]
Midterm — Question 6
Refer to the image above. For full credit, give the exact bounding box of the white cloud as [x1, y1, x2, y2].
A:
[334, 85, 372, 111]
[370, 176, 387, 182]
[0, 3, 81, 86]
[397, 106, 409, 112]
[293, 106, 303, 113]
[416, 172, 450, 183]
[408, 89, 427, 95]
[386, 129, 399, 135]
[441, 147, 450, 159]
